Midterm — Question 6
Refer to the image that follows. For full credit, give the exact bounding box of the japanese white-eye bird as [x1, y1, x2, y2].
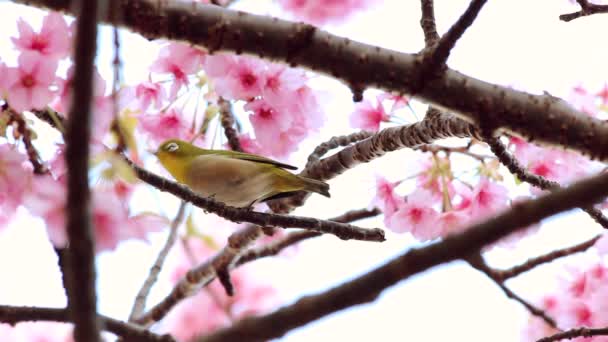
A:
[153, 139, 330, 208]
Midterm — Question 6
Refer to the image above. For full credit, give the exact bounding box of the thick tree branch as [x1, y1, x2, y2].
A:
[197, 171, 608, 342]
[11, 0, 608, 161]
[467, 254, 557, 328]
[0, 305, 175, 342]
[129, 201, 188, 322]
[128, 160, 385, 242]
[63, 0, 102, 340]
[272, 109, 477, 211]
[560, 0, 608, 22]
[303, 131, 374, 171]
[484, 135, 608, 228]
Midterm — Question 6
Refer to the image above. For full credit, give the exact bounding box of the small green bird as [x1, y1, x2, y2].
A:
[153, 139, 330, 208]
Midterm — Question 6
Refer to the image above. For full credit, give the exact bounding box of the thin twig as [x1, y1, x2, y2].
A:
[64, 0, 102, 340]
[135, 207, 380, 327]
[237, 208, 381, 266]
[0, 305, 175, 342]
[496, 235, 601, 281]
[483, 134, 608, 228]
[466, 254, 557, 328]
[419, 0, 439, 46]
[6, 109, 47, 174]
[537, 326, 608, 342]
[197, 171, 608, 342]
[128, 201, 188, 322]
[560, 0, 608, 22]
[429, 0, 487, 67]
[134, 224, 263, 327]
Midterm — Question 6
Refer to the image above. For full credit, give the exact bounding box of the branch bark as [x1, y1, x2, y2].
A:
[12, 0, 608, 161]
[63, 0, 102, 340]
[0, 305, 175, 342]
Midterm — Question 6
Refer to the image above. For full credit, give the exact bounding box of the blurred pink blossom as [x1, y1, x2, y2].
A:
[349, 96, 389, 131]
[0, 144, 31, 226]
[5, 52, 57, 112]
[139, 108, 193, 144]
[388, 189, 440, 240]
[12, 12, 70, 59]
[279, 0, 380, 25]
[151, 43, 205, 99]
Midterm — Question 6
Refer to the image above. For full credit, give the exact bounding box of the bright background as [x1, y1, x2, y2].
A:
[0, 0, 606, 341]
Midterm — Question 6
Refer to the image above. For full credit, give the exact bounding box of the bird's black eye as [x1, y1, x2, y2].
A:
[164, 142, 179, 152]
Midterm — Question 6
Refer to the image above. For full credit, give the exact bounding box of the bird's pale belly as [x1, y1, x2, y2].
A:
[184, 155, 276, 207]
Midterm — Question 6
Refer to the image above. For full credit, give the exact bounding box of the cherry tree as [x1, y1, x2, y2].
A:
[0, 0, 607, 341]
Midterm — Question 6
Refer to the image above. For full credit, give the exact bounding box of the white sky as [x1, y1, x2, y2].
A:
[0, 0, 606, 341]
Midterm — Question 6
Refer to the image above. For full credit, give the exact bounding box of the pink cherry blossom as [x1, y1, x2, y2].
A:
[152, 43, 205, 99]
[204, 54, 265, 101]
[246, 99, 294, 147]
[437, 209, 470, 237]
[25, 178, 166, 252]
[12, 12, 70, 59]
[135, 81, 166, 110]
[370, 175, 403, 216]
[416, 154, 455, 202]
[5, 52, 57, 112]
[279, 0, 380, 25]
[139, 108, 193, 144]
[388, 189, 440, 240]
[0, 143, 31, 226]
[52, 66, 112, 145]
[235, 134, 266, 156]
[568, 85, 598, 116]
[261, 65, 307, 105]
[378, 92, 410, 114]
[349, 96, 389, 131]
[597, 83, 608, 105]
[458, 177, 508, 221]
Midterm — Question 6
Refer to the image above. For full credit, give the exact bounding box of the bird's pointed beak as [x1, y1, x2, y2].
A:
[147, 148, 158, 156]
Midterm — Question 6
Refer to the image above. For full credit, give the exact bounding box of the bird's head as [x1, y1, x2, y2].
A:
[153, 139, 203, 182]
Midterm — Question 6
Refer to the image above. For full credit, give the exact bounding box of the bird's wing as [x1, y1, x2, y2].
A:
[207, 150, 298, 170]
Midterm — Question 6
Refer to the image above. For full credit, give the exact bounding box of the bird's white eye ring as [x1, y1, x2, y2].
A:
[165, 142, 179, 152]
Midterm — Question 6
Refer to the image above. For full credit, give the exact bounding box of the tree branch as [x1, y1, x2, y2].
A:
[560, 0, 608, 22]
[419, 0, 439, 46]
[64, 0, 102, 340]
[466, 253, 557, 328]
[128, 160, 385, 242]
[237, 208, 381, 266]
[0, 305, 175, 342]
[218, 98, 243, 152]
[496, 235, 601, 281]
[135, 207, 380, 327]
[483, 134, 608, 228]
[197, 171, 608, 342]
[537, 326, 608, 342]
[12, 0, 608, 161]
[129, 201, 188, 322]
[272, 109, 477, 211]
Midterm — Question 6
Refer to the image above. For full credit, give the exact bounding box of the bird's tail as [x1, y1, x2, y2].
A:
[301, 177, 330, 197]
